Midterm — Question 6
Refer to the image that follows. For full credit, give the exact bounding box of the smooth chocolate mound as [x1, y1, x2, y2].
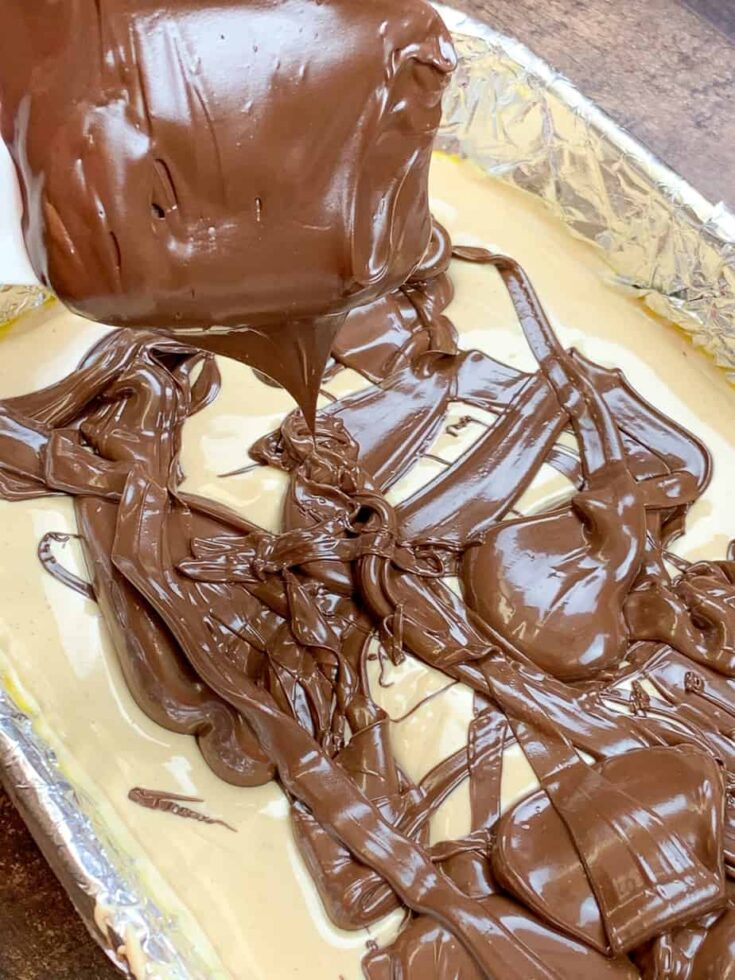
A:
[0, 0, 455, 421]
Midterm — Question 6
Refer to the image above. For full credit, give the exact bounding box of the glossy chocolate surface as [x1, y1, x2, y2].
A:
[0, 240, 733, 976]
[0, 0, 455, 422]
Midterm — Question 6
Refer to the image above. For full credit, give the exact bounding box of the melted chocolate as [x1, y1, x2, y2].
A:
[37, 532, 96, 601]
[1, 3, 734, 975]
[128, 787, 236, 832]
[0, 237, 733, 977]
[0, 0, 455, 424]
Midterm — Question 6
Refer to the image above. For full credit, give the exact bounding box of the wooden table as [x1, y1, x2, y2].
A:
[460, 0, 735, 209]
[1, 1, 733, 977]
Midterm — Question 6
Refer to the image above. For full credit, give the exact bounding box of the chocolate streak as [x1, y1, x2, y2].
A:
[37, 532, 96, 602]
[0, 234, 733, 977]
[128, 787, 236, 832]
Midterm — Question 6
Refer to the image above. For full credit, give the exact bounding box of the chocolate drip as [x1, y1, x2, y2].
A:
[0, 0, 455, 426]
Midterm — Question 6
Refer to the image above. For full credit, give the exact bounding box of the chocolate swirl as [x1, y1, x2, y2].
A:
[0, 235, 733, 977]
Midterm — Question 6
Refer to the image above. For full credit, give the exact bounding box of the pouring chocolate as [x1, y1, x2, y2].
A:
[0, 0, 455, 424]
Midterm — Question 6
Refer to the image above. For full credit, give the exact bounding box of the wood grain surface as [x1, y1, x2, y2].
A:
[458, 0, 735, 208]
[0, 791, 117, 979]
[1, 0, 733, 977]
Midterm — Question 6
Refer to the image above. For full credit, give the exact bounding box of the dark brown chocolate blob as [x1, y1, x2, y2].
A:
[493, 740, 725, 955]
[0, 0, 455, 424]
[2, 183, 735, 978]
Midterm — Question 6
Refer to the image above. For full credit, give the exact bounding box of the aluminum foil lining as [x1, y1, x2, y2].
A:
[1, 7, 734, 978]
[436, 5, 735, 383]
[0, 691, 208, 979]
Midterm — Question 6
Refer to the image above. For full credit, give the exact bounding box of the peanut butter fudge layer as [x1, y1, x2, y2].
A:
[0, 156, 734, 977]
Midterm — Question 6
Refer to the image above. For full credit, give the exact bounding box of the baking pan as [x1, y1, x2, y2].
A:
[1, 5, 733, 976]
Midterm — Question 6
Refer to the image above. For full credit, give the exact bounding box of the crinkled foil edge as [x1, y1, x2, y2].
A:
[436, 4, 735, 381]
[0, 690, 209, 978]
[1, 7, 734, 979]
